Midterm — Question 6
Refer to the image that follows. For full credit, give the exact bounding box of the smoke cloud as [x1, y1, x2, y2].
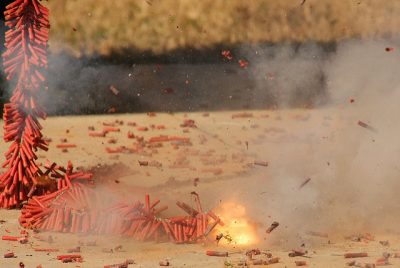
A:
[235, 39, 400, 247]
[3, 33, 400, 247]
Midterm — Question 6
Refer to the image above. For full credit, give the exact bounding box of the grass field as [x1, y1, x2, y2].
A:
[46, 0, 400, 55]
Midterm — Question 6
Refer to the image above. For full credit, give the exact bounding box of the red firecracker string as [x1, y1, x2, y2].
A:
[1, 0, 93, 208]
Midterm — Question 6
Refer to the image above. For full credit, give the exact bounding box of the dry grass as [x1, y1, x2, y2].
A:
[46, 0, 400, 56]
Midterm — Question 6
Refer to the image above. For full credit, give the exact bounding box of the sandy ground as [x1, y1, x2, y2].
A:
[0, 109, 399, 267]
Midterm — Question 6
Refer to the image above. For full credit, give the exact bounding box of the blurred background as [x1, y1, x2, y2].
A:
[0, 0, 399, 115]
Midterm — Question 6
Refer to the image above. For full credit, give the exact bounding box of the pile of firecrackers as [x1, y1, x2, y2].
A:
[0, 0, 223, 247]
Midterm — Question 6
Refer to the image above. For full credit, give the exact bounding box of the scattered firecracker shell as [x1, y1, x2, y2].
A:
[180, 119, 196, 128]
[104, 262, 128, 268]
[295, 260, 307, 266]
[89, 131, 107, 137]
[232, 112, 253, 119]
[357, 121, 376, 132]
[246, 249, 261, 257]
[159, 260, 170, 266]
[221, 50, 233, 60]
[254, 160, 268, 167]
[385, 47, 394, 52]
[105, 146, 134, 154]
[18, 237, 29, 244]
[375, 257, 389, 266]
[238, 59, 249, 68]
[104, 127, 120, 132]
[206, 251, 229, 257]
[103, 122, 116, 127]
[266, 221, 279, 233]
[4, 252, 15, 258]
[267, 257, 280, 264]
[56, 144, 77, 148]
[139, 160, 149, 166]
[2, 235, 20, 241]
[299, 178, 311, 189]
[344, 252, 368, 258]
[137, 127, 149, 131]
[289, 249, 307, 257]
[109, 85, 120, 95]
[33, 248, 59, 252]
[348, 262, 376, 268]
[57, 254, 82, 261]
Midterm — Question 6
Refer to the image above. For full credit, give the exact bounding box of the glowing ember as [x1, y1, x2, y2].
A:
[214, 202, 258, 246]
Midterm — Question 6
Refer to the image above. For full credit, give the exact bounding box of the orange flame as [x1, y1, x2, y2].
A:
[214, 202, 259, 246]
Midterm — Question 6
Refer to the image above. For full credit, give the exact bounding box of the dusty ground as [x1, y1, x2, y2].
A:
[0, 109, 399, 267]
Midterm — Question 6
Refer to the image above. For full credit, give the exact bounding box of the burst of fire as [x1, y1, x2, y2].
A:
[214, 202, 259, 246]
